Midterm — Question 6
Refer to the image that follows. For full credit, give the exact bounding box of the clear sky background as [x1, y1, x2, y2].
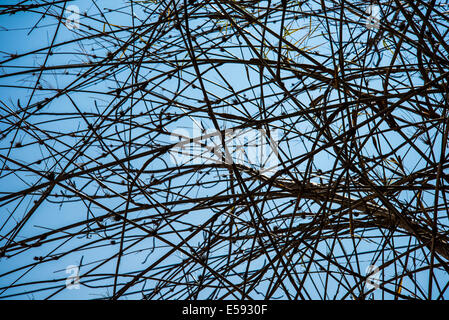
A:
[0, 0, 448, 300]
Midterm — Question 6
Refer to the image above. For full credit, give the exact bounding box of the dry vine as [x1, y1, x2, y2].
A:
[0, 0, 449, 300]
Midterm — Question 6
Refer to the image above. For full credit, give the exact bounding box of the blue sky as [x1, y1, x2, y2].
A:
[0, 0, 448, 300]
